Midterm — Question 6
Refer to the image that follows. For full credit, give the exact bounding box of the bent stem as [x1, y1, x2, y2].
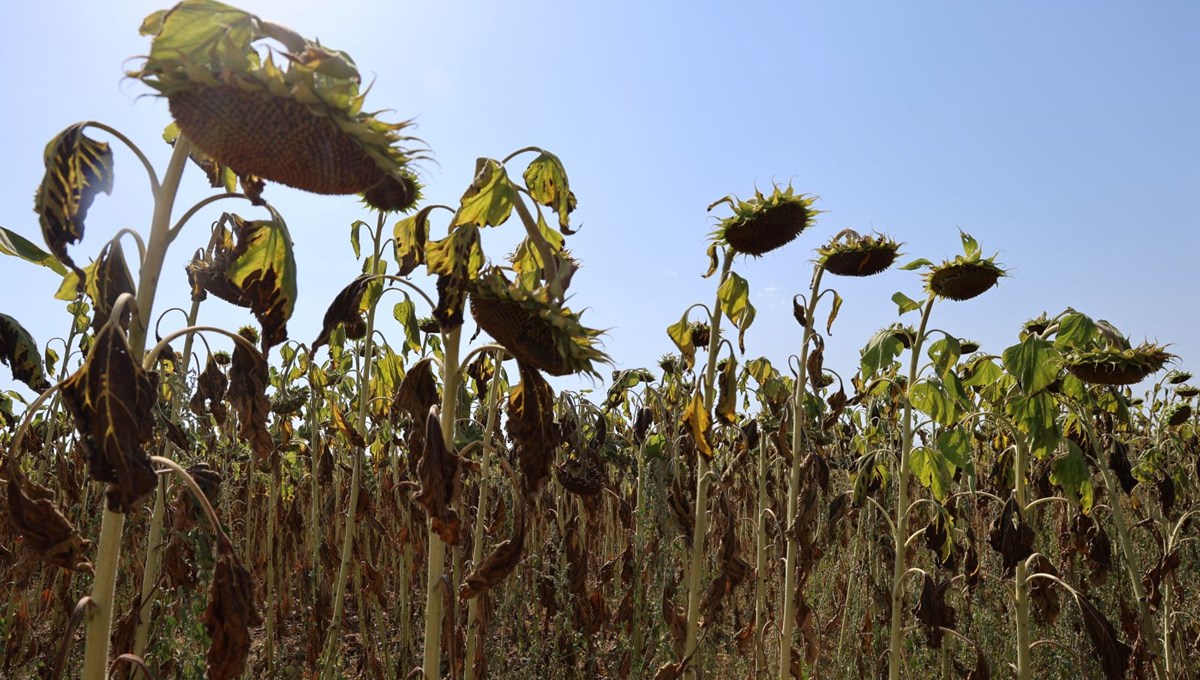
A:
[778, 264, 825, 680]
[887, 294, 936, 680]
[82, 135, 191, 680]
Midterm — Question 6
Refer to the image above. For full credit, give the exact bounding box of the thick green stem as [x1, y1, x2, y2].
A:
[424, 325, 462, 680]
[887, 295, 936, 680]
[778, 266, 825, 680]
[683, 249, 733, 671]
[82, 136, 191, 680]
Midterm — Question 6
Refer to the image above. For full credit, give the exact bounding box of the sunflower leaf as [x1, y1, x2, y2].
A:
[522, 151, 575, 229]
[0, 313, 51, 391]
[0, 226, 67, 275]
[454, 158, 515, 228]
[35, 124, 115, 275]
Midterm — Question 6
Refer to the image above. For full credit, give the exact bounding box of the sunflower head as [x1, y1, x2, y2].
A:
[1166, 370, 1193, 385]
[1063, 343, 1174, 386]
[1164, 402, 1192, 427]
[1174, 385, 1200, 398]
[469, 268, 608, 377]
[817, 230, 901, 277]
[923, 232, 1006, 301]
[132, 0, 421, 196]
[709, 183, 819, 256]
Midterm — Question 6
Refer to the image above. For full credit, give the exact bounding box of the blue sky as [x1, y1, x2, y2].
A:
[1, 1, 1197, 399]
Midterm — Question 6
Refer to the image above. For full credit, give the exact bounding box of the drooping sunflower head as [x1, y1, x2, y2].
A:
[469, 268, 609, 378]
[132, 0, 422, 196]
[709, 183, 819, 256]
[817, 230, 901, 277]
[923, 232, 1006, 301]
[1063, 343, 1174, 386]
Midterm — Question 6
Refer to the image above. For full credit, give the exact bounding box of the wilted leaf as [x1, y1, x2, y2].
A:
[188, 354, 228, 424]
[700, 494, 749, 624]
[226, 331, 272, 462]
[394, 357, 440, 422]
[454, 158, 516, 228]
[914, 572, 956, 648]
[392, 205, 436, 276]
[680, 387, 713, 459]
[0, 313, 50, 391]
[665, 312, 697, 370]
[1074, 593, 1131, 680]
[988, 494, 1033, 576]
[87, 240, 136, 333]
[1028, 554, 1061, 626]
[202, 553, 262, 680]
[60, 323, 159, 512]
[5, 472, 92, 572]
[460, 494, 526, 600]
[312, 275, 370, 352]
[35, 123, 115, 275]
[427, 225, 482, 330]
[506, 362, 560, 494]
[717, 272, 755, 353]
[715, 357, 738, 425]
[415, 407, 463, 545]
[522, 151, 575, 229]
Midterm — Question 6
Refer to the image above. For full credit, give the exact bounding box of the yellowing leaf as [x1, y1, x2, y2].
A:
[717, 272, 756, 352]
[225, 216, 297, 350]
[35, 124, 115, 274]
[454, 158, 515, 228]
[681, 387, 713, 459]
[522, 151, 575, 229]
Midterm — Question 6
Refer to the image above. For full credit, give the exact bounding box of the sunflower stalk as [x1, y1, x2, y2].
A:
[320, 213, 388, 680]
[82, 135, 191, 680]
[683, 247, 734, 671]
[463, 350, 505, 680]
[778, 263, 826, 680]
[886, 293, 936, 680]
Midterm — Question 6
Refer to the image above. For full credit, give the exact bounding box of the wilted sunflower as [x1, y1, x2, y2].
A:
[709, 183, 819, 256]
[1063, 343, 1173, 386]
[923, 233, 1006, 301]
[1164, 402, 1192, 427]
[469, 268, 608, 377]
[817, 230, 900, 277]
[132, 0, 421, 197]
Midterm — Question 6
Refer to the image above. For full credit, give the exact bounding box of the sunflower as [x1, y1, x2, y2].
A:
[923, 233, 1006, 301]
[1063, 343, 1173, 386]
[469, 269, 608, 377]
[817, 230, 900, 277]
[709, 183, 818, 256]
[132, 0, 420, 196]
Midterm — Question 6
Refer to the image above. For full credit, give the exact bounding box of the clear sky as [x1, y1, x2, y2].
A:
[1, 1, 1197, 399]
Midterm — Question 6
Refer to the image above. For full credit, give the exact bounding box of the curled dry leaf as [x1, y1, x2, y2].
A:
[1075, 593, 1132, 680]
[35, 123, 114, 276]
[505, 362, 560, 494]
[60, 322, 159, 512]
[460, 492, 527, 600]
[5, 472, 92, 573]
[0, 313, 51, 391]
[393, 357, 439, 423]
[202, 553, 262, 680]
[189, 354, 228, 424]
[1028, 554, 1061, 626]
[913, 572, 956, 649]
[312, 275, 371, 352]
[700, 493, 749, 625]
[988, 494, 1033, 577]
[226, 330, 273, 462]
[414, 407, 463, 545]
[87, 240, 136, 334]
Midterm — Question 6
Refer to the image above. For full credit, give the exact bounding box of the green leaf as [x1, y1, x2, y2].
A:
[900, 258, 932, 271]
[928, 337, 961, 379]
[392, 297, 421, 354]
[959, 230, 980, 258]
[1052, 441, 1095, 511]
[454, 158, 516, 228]
[0, 313, 50, 391]
[860, 327, 903, 381]
[225, 216, 298, 350]
[826, 290, 843, 335]
[1053, 311, 1098, 350]
[717, 272, 756, 352]
[892, 291, 921, 315]
[962, 356, 1003, 387]
[35, 124, 115, 274]
[936, 427, 971, 469]
[909, 446, 954, 501]
[350, 220, 364, 259]
[0, 227, 67, 275]
[1002, 334, 1061, 395]
[910, 380, 959, 427]
[511, 212, 565, 289]
[522, 151, 575, 229]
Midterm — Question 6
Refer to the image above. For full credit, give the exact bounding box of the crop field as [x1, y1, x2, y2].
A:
[1, 2, 1197, 679]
